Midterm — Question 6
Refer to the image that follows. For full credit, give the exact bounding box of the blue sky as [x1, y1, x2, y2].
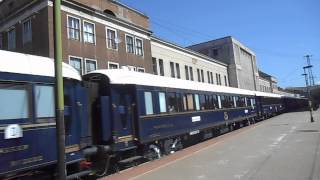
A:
[119, 0, 320, 88]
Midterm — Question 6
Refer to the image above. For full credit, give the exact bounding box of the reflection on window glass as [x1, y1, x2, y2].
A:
[187, 94, 194, 111]
[144, 92, 153, 115]
[35, 85, 55, 118]
[0, 85, 28, 120]
[159, 92, 166, 113]
[167, 92, 177, 112]
[195, 94, 200, 111]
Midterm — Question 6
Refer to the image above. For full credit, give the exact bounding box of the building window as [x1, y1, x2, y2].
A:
[176, 63, 181, 79]
[144, 92, 154, 115]
[219, 74, 221, 85]
[197, 69, 201, 82]
[213, 49, 218, 56]
[159, 59, 164, 76]
[137, 67, 145, 73]
[216, 73, 219, 85]
[224, 75, 228, 86]
[210, 72, 214, 84]
[69, 56, 83, 75]
[135, 38, 143, 56]
[185, 65, 189, 80]
[207, 71, 211, 84]
[7, 27, 16, 50]
[67, 16, 80, 40]
[170, 62, 175, 78]
[125, 35, 134, 53]
[152, 57, 158, 75]
[108, 62, 119, 69]
[83, 21, 95, 44]
[85, 59, 97, 73]
[23, 19, 32, 44]
[189, 67, 194, 81]
[106, 28, 117, 49]
[201, 69, 204, 82]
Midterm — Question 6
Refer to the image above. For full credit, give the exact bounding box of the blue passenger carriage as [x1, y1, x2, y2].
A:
[0, 50, 90, 178]
[84, 69, 258, 161]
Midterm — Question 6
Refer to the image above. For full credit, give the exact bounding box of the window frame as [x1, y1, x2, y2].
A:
[69, 55, 83, 75]
[83, 20, 96, 44]
[84, 58, 98, 74]
[144, 91, 154, 115]
[22, 18, 32, 45]
[0, 83, 32, 124]
[67, 15, 81, 41]
[7, 27, 16, 50]
[106, 27, 118, 50]
[34, 84, 55, 120]
[108, 61, 119, 69]
[125, 34, 134, 53]
[158, 92, 167, 113]
[176, 63, 181, 79]
[170, 61, 175, 78]
[159, 59, 164, 76]
[135, 37, 144, 56]
[137, 67, 145, 73]
[152, 57, 158, 75]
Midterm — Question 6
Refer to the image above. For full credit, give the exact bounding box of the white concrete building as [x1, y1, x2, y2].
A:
[151, 37, 229, 86]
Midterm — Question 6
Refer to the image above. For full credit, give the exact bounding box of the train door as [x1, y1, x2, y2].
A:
[112, 85, 136, 149]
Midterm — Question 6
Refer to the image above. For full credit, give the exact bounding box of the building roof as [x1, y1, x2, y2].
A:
[187, 36, 256, 56]
[0, 50, 81, 80]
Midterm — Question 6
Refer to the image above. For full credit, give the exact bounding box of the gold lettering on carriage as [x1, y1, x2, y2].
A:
[10, 156, 43, 167]
[0, 145, 29, 154]
[224, 112, 229, 120]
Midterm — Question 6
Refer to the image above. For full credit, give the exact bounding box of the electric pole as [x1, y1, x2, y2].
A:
[302, 66, 314, 123]
[54, 0, 67, 179]
[304, 55, 315, 86]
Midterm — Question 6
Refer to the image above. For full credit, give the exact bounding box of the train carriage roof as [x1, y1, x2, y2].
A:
[85, 69, 281, 97]
[0, 50, 81, 81]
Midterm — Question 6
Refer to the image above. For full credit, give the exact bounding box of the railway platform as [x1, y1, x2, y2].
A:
[102, 110, 320, 180]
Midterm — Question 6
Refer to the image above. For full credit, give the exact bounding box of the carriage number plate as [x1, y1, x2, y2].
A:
[4, 124, 23, 139]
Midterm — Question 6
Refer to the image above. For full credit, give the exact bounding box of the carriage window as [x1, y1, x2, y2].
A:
[220, 95, 227, 108]
[194, 94, 200, 111]
[234, 96, 239, 107]
[144, 92, 154, 115]
[0, 84, 29, 120]
[187, 94, 194, 111]
[199, 95, 206, 110]
[237, 96, 246, 107]
[167, 92, 177, 112]
[211, 95, 219, 109]
[251, 98, 256, 108]
[35, 85, 55, 118]
[183, 94, 188, 111]
[176, 93, 184, 112]
[159, 92, 167, 113]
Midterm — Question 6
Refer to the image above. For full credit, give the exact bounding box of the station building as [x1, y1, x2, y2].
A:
[0, 0, 153, 74]
[0, 0, 290, 95]
[258, 70, 278, 93]
[151, 37, 229, 85]
[188, 36, 259, 91]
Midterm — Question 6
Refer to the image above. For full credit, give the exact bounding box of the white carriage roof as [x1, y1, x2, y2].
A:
[86, 69, 282, 98]
[0, 50, 81, 81]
